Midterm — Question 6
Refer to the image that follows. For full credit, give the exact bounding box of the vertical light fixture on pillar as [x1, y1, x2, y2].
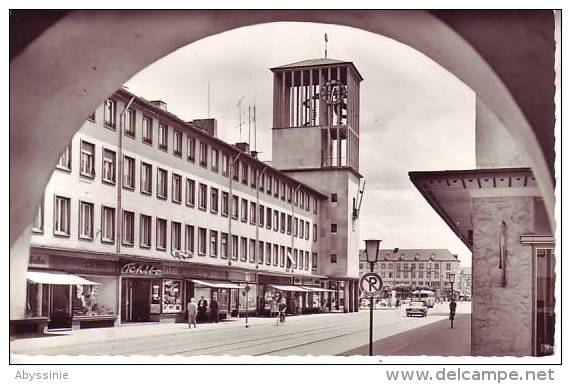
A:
[364, 239, 381, 356]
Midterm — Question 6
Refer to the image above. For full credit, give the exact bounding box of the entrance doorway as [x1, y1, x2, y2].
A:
[121, 278, 152, 322]
[49, 285, 71, 329]
[534, 248, 555, 356]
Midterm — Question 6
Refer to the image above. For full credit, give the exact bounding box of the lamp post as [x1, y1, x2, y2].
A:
[364, 239, 381, 356]
[244, 272, 251, 328]
[449, 273, 456, 301]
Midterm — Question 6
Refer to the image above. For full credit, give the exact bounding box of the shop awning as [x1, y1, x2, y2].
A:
[26, 271, 100, 285]
[302, 286, 335, 293]
[269, 284, 309, 292]
[191, 279, 243, 289]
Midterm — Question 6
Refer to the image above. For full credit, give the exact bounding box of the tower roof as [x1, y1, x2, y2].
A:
[270, 58, 363, 81]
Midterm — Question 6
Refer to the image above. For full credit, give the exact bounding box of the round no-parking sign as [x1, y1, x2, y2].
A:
[359, 272, 383, 296]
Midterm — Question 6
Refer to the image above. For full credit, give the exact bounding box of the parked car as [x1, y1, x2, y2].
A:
[406, 301, 428, 317]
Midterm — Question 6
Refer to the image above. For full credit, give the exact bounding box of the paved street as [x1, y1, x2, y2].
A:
[11, 302, 470, 358]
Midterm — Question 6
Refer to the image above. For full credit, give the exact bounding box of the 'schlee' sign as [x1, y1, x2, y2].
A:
[121, 263, 162, 276]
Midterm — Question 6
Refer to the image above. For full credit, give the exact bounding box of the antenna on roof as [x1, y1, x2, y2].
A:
[253, 105, 257, 153]
[324, 33, 328, 58]
[237, 96, 244, 141]
[207, 82, 210, 118]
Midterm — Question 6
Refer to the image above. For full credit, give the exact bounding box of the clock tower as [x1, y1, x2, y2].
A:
[270, 58, 364, 311]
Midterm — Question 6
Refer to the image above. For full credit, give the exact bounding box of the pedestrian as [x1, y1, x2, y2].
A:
[270, 298, 277, 318]
[449, 297, 457, 328]
[210, 298, 219, 323]
[198, 295, 208, 322]
[187, 298, 197, 329]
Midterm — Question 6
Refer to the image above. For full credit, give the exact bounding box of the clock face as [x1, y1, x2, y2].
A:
[320, 80, 347, 105]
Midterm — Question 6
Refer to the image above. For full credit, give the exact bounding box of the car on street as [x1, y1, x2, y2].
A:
[406, 301, 428, 317]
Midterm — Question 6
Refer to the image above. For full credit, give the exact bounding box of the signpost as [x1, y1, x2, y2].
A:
[360, 271, 383, 356]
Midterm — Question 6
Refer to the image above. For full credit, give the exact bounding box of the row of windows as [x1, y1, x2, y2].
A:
[359, 262, 450, 270]
[376, 271, 441, 279]
[94, 99, 319, 213]
[55, 140, 318, 241]
[32, 195, 318, 272]
[384, 281, 443, 289]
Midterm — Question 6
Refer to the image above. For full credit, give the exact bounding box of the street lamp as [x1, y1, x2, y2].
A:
[364, 239, 381, 356]
[244, 272, 251, 328]
[449, 273, 456, 301]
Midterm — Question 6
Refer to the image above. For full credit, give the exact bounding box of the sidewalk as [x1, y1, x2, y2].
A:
[341, 313, 471, 356]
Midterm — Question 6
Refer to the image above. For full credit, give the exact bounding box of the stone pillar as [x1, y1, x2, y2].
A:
[471, 196, 534, 356]
[10, 225, 32, 321]
[347, 281, 354, 312]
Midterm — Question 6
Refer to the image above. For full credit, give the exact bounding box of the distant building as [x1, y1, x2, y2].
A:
[358, 249, 460, 299]
[456, 267, 472, 300]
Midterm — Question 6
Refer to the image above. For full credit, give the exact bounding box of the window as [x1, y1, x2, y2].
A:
[141, 162, 152, 194]
[242, 163, 248, 185]
[209, 230, 218, 257]
[240, 237, 248, 261]
[300, 220, 304, 238]
[142, 116, 153, 144]
[78, 201, 94, 239]
[311, 252, 317, 271]
[331, 193, 338, 202]
[265, 243, 272, 265]
[266, 207, 272, 229]
[273, 211, 279, 231]
[279, 246, 285, 267]
[80, 141, 95, 178]
[88, 109, 96, 122]
[331, 223, 337, 233]
[273, 244, 279, 266]
[122, 210, 135, 246]
[124, 109, 136, 137]
[156, 218, 167, 250]
[434, 263, 440, 269]
[313, 224, 317, 242]
[232, 159, 239, 181]
[123, 156, 135, 189]
[53, 196, 71, 236]
[186, 179, 195, 206]
[304, 251, 309, 270]
[171, 221, 182, 251]
[222, 153, 229, 176]
[211, 148, 219, 172]
[140, 214, 152, 248]
[185, 225, 195, 254]
[221, 192, 229, 216]
[294, 218, 298, 237]
[313, 197, 318, 214]
[251, 168, 257, 188]
[295, 250, 299, 269]
[249, 239, 256, 263]
[280, 182, 286, 200]
[102, 149, 116, 184]
[173, 131, 182, 156]
[187, 136, 195, 162]
[159, 123, 168, 150]
[104, 99, 116, 128]
[210, 188, 219, 213]
[172, 174, 182, 203]
[446, 263, 452, 270]
[250, 202, 256, 225]
[231, 235, 239, 260]
[266, 175, 272, 194]
[199, 142, 208, 167]
[241, 199, 248, 222]
[57, 144, 71, 171]
[280, 212, 285, 233]
[198, 183, 207, 210]
[274, 179, 279, 197]
[259, 173, 265, 191]
[259, 205, 264, 227]
[305, 222, 310, 240]
[330, 253, 337, 263]
[101, 206, 115, 243]
[287, 186, 292, 203]
[32, 197, 44, 233]
[232, 195, 239, 219]
[198, 228, 207, 255]
[221, 233, 228, 259]
[157, 168, 168, 199]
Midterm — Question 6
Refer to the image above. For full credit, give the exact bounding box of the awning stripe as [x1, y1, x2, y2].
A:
[269, 284, 309, 292]
[191, 279, 243, 289]
[26, 271, 100, 285]
[302, 286, 335, 293]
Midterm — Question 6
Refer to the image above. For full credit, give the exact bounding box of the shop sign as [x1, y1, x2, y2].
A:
[121, 263, 162, 276]
[163, 265, 182, 276]
[29, 254, 50, 268]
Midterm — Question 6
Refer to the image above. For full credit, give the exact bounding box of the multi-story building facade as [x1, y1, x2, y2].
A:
[358, 249, 461, 299]
[456, 267, 472, 300]
[24, 58, 363, 330]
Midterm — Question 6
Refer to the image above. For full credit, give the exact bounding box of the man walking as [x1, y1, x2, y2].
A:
[449, 297, 457, 328]
[198, 295, 208, 322]
[188, 298, 197, 329]
[210, 298, 219, 323]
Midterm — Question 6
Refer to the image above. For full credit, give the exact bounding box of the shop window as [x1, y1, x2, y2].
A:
[122, 210, 135, 246]
[157, 168, 168, 199]
[104, 98, 116, 128]
[141, 162, 152, 194]
[156, 218, 167, 250]
[101, 206, 115, 243]
[198, 227, 207, 255]
[171, 221, 181, 251]
[159, 123, 168, 151]
[54, 195, 71, 237]
[142, 116, 153, 145]
[186, 178, 195, 206]
[162, 280, 182, 313]
[72, 282, 116, 317]
[57, 143, 72, 171]
[185, 225, 195, 255]
[187, 136, 195, 162]
[210, 230, 218, 257]
[80, 140, 95, 178]
[173, 130, 182, 157]
[221, 191, 229, 216]
[211, 188, 219, 213]
[79, 201, 94, 240]
[102, 148, 116, 184]
[140, 214, 152, 248]
[125, 109, 136, 137]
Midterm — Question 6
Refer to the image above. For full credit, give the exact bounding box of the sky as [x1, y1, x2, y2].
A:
[124, 22, 476, 266]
